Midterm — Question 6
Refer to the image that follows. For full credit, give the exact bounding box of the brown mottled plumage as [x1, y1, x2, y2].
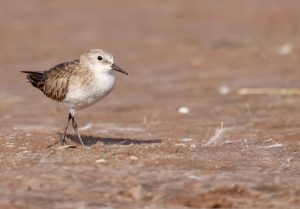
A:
[21, 49, 128, 148]
[22, 59, 82, 101]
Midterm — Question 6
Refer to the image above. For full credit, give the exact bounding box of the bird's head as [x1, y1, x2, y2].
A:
[80, 49, 128, 75]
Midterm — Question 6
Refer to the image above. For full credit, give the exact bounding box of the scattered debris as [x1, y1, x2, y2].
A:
[57, 145, 77, 150]
[260, 143, 283, 148]
[177, 106, 190, 114]
[237, 88, 300, 95]
[277, 43, 293, 55]
[190, 144, 196, 148]
[205, 122, 227, 146]
[129, 155, 139, 161]
[218, 85, 231, 95]
[4, 142, 15, 148]
[174, 143, 187, 147]
[180, 138, 194, 142]
[95, 158, 107, 163]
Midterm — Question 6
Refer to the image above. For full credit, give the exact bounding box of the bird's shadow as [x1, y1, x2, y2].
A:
[59, 133, 162, 147]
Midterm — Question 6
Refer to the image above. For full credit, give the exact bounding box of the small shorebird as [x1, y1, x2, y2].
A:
[21, 49, 128, 147]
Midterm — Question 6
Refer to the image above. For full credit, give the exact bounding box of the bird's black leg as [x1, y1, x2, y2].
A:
[61, 112, 72, 145]
[47, 112, 72, 148]
[71, 116, 85, 147]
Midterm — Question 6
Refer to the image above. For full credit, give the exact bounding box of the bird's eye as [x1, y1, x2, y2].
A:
[97, 56, 103, 61]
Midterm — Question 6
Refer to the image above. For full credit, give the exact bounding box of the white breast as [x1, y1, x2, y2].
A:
[63, 71, 115, 110]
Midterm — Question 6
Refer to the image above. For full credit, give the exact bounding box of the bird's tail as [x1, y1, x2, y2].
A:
[21, 71, 45, 88]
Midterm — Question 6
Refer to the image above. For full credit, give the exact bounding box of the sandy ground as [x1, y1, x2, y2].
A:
[0, 0, 300, 208]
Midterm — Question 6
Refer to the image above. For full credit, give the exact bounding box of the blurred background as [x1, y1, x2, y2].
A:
[1, 1, 300, 208]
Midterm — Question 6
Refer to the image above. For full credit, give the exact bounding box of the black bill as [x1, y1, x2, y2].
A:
[112, 63, 128, 75]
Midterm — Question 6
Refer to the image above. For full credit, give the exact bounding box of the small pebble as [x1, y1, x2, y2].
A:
[218, 85, 230, 95]
[277, 43, 292, 55]
[177, 106, 190, 114]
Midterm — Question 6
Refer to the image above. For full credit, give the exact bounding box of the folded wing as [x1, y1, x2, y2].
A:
[21, 59, 79, 102]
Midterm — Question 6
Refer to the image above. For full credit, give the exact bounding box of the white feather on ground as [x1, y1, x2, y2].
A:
[260, 143, 283, 148]
[205, 122, 227, 146]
